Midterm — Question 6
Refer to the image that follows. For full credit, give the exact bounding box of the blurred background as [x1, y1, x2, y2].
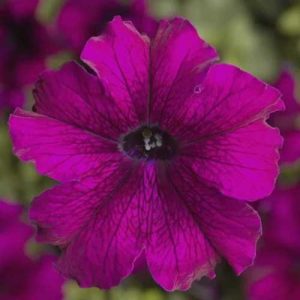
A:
[0, 0, 300, 299]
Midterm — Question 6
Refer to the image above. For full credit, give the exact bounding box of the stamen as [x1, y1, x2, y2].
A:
[121, 125, 177, 160]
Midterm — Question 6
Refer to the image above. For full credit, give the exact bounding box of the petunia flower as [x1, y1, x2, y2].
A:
[9, 17, 284, 291]
[0, 0, 57, 113]
[0, 199, 64, 300]
[245, 70, 300, 300]
[246, 246, 300, 300]
[57, 0, 158, 56]
[254, 69, 300, 215]
[246, 186, 300, 300]
[270, 69, 300, 164]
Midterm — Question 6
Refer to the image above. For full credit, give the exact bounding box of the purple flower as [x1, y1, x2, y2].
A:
[9, 17, 283, 291]
[245, 71, 300, 300]
[264, 187, 300, 253]
[247, 246, 300, 300]
[0, 0, 57, 112]
[0, 199, 64, 300]
[270, 69, 300, 164]
[246, 186, 300, 300]
[57, 0, 158, 55]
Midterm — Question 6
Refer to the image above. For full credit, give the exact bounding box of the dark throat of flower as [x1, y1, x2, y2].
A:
[120, 125, 178, 161]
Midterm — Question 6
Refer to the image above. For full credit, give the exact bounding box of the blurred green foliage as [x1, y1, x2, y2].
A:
[0, 119, 54, 204]
[64, 281, 169, 300]
[1, 0, 300, 299]
[150, 0, 300, 80]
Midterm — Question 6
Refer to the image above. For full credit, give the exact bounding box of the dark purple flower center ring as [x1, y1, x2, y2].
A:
[120, 125, 178, 160]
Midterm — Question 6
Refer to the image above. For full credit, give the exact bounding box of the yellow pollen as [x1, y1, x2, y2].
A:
[142, 128, 152, 139]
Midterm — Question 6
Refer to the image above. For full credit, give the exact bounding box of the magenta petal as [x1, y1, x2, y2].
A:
[22, 255, 64, 300]
[9, 109, 121, 182]
[0, 0, 59, 112]
[30, 182, 92, 245]
[57, 0, 157, 54]
[187, 120, 282, 201]
[0, 200, 64, 300]
[248, 271, 300, 300]
[149, 18, 218, 124]
[30, 163, 148, 289]
[145, 196, 218, 291]
[176, 64, 284, 200]
[14, 56, 46, 87]
[0, 88, 25, 112]
[168, 63, 284, 140]
[0, 200, 32, 269]
[192, 193, 261, 275]
[0, 219, 32, 269]
[130, 0, 158, 38]
[81, 16, 150, 124]
[145, 164, 261, 291]
[33, 61, 133, 139]
[271, 69, 300, 131]
[269, 69, 300, 164]
[264, 186, 300, 252]
[56, 0, 104, 53]
[280, 130, 300, 164]
[6, 0, 38, 18]
[247, 245, 300, 300]
[246, 184, 300, 300]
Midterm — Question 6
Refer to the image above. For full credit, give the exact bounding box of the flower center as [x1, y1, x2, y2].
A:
[121, 126, 177, 160]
